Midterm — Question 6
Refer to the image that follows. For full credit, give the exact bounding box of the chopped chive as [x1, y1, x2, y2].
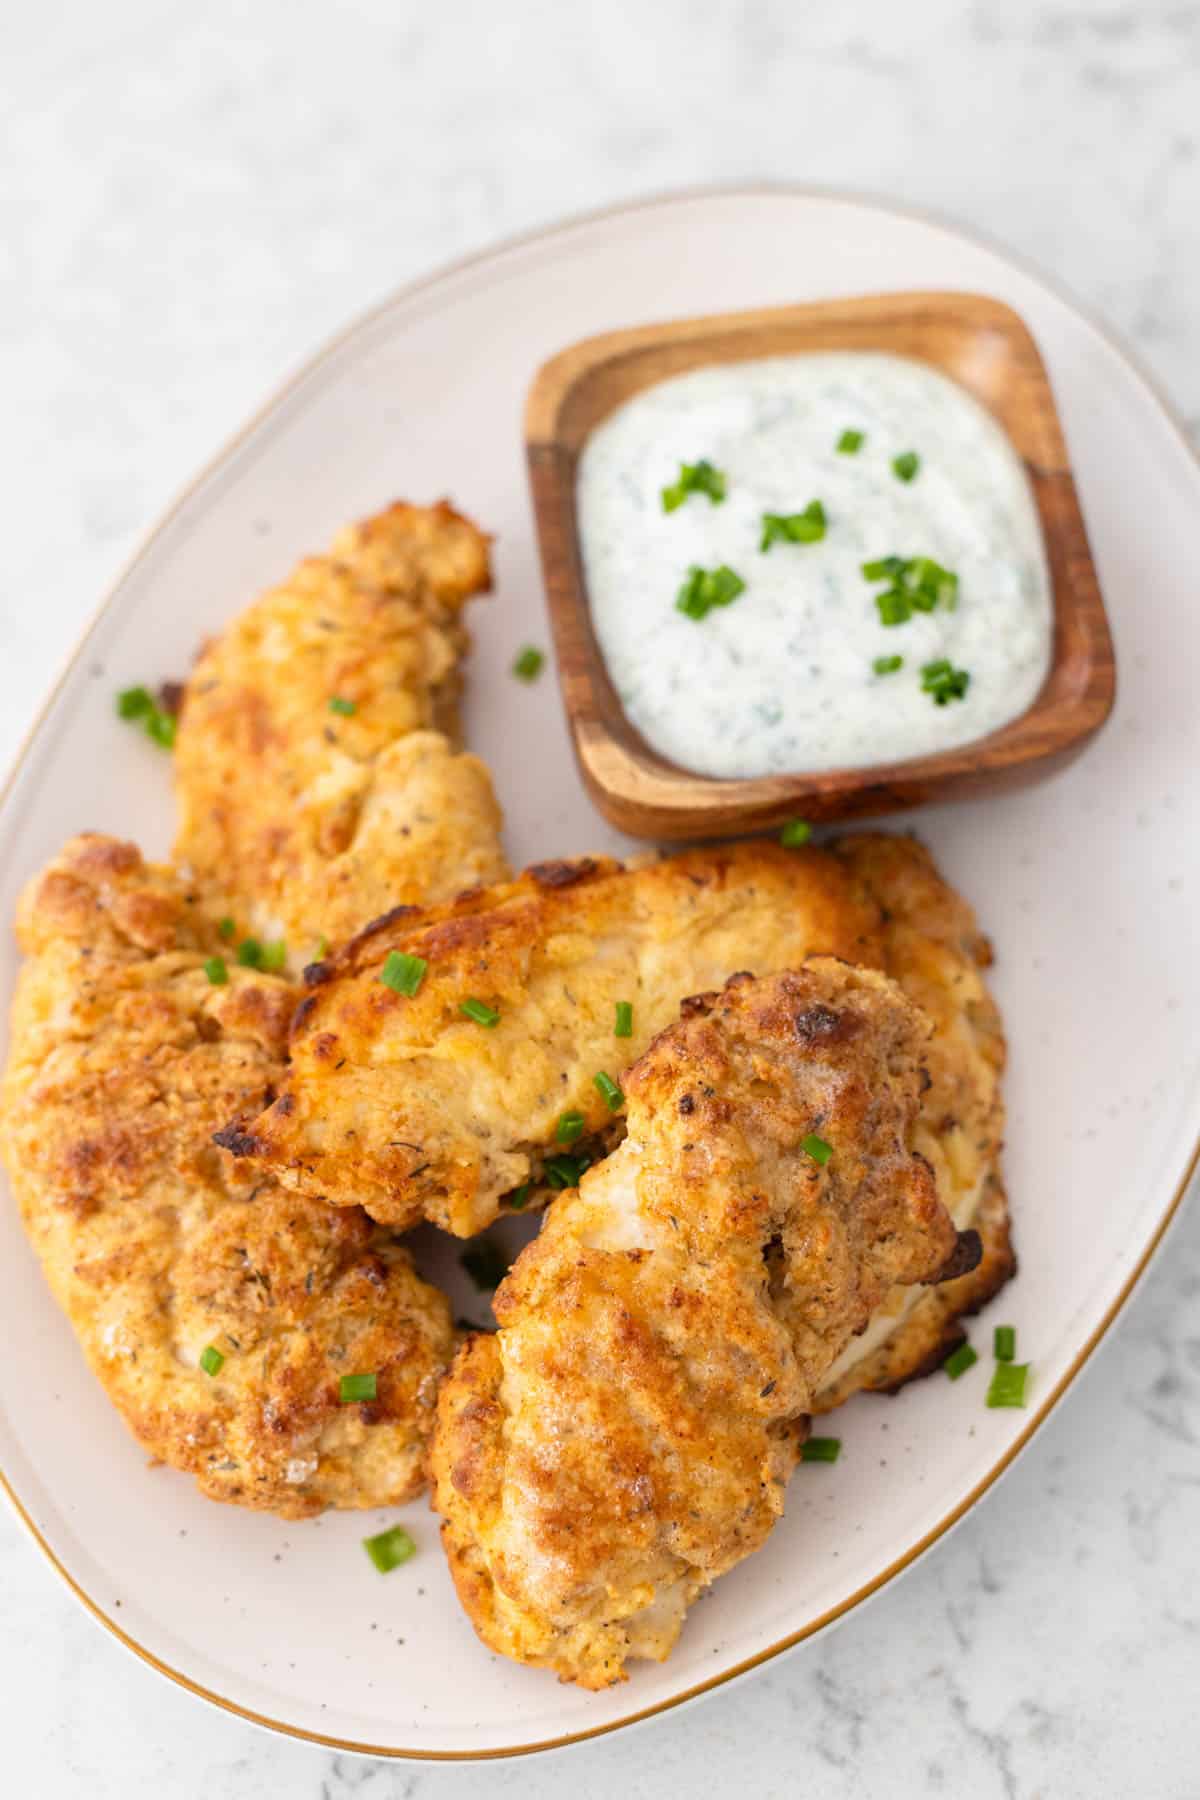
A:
[461, 1241, 509, 1291]
[943, 1341, 978, 1380]
[661, 458, 727, 512]
[802, 1133, 832, 1166]
[512, 646, 545, 682]
[994, 1325, 1016, 1363]
[146, 710, 177, 749]
[892, 450, 920, 482]
[460, 997, 500, 1028]
[676, 563, 746, 621]
[116, 685, 154, 720]
[861, 556, 906, 581]
[614, 1000, 634, 1039]
[339, 1372, 378, 1404]
[987, 1361, 1030, 1408]
[836, 429, 864, 454]
[780, 818, 812, 849]
[556, 1110, 585, 1145]
[236, 937, 264, 969]
[801, 1436, 841, 1463]
[593, 1071, 624, 1112]
[380, 950, 427, 996]
[199, 1345, 225, 1377]
[363, 1524, 416, 1573]
[203, 956, 228, 986]
[508, 1182, 532, 1211]
[875, 587, 913, 627]
[217, 916, 236, 940]
[328, 696, 357, 716]
[260, 940, 288, 972]
[873, 655, 904, 675]
[544, 1153, 588, 1190]
[760, 499, 827, 552]
[921, 659, 970, 706]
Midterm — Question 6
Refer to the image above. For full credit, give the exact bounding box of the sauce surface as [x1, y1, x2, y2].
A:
[576, 353, 1053, 778]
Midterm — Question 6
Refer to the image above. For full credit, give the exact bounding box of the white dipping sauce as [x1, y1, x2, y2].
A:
[576, 353, 1053, 778]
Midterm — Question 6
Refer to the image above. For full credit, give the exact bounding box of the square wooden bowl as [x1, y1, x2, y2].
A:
[524, 290, 1116, 840]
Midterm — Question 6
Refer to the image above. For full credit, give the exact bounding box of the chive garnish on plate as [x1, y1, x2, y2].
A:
[987, 1362, 1030, 1408]
[512, 646, 545, 682]
[328, 696, 356, 716]
[199, 1345, 225, 1377]
[802, 1133, 832, 1166]
[800, 1437, 841, 1463]
[892, 450, 921, 482]
[780, 818, 811, 848]
[614, 1000, 634, 1038]
[836, 429, 864, 454]
[363, 1525, 416, 1573]
[921, 660, 970, 706]
[873, 655, 904, 675]
[943, 1341, 978, 1380]
[994, 1325, 1016, 1363]
[544, 1154, 589, 1190]
[555, 1110, 585, 1145]
[203, 956, 228, 986]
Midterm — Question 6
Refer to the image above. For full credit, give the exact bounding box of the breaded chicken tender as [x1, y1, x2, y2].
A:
[0, 836, 455, 1518]
[432, 962, 968, 1687]
[228, 832, 1011, 1400]
[226, 842, 882, 1233]
[173, 500, 508, 959]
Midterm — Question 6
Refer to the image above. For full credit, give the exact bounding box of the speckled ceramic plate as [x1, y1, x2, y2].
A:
[1, 189, 1197, 1762]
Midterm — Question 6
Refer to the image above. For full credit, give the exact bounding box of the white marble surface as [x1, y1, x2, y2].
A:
[4, 2, 1200, 1793]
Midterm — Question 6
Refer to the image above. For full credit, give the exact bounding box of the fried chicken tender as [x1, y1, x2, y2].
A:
[226, 842, 882, 1234]
[0, 836, 455, 1518]
[173, 500, 508, 959]
[432, 962, 967, 1687]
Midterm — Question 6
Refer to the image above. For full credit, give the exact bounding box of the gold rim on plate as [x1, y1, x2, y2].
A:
[1, 181, 1197, 1763]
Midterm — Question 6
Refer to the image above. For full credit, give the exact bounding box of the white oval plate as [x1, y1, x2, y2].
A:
[2, 189, 1198, 1762]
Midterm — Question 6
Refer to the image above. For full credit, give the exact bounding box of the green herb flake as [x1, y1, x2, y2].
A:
[873, 655, 904, 675]
[920, 659, 971, 706]
[760, 499, 827, 552]
[199, 1345, 225, 1377]
[836, 429, 864, 454]
[217, 916, 236, 940]
[892, 450, 921, 482]
[461, 1241, 510, 1292]
[994, 1325, 1017, 1363]
[512, 646, 545, 682]
[508, 1182, 532, 1211]
[780, 818, 812, 849]
[363, 1525, 416, 1573]
[116, 685, 154, 720]
[236, 937, 264, 969]
[614, 1000, 634, 1039]
[800, 1436, 841, 1463]
[339, 1372, 378, 1404]
[544, 1154, 588, 1190]
[661, 458, 727, 513]
[328, 696, 357, 716]
[460, 997, 500, 1028]
[380, 950, 427, 997]
[260, 940, 288, 973]
[203, 956, 228, 986]
[555, 1110, 586, 1145]
[802, 1132, 832, 1166]
[987, 1362, 1030, 1408]
[943, 1341, 978, 1381]
[676, 563, 746, 621]
[593, 1071, 624, 1112]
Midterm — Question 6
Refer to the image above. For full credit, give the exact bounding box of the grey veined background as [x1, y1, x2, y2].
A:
[3, 3, 1199, 1796]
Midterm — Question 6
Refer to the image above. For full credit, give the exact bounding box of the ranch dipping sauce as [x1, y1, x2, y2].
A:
[576, 353, 1053, 778]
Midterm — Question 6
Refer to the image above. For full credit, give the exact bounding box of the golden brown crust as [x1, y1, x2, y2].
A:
[231, 842, 884, 1234]
[1, 836, 455, 1517]
[431, 962, 961, 1687]
[172, 499, 507, 959]
[812, 833, 1011, 1405]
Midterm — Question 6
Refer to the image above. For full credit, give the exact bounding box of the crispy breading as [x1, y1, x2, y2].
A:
[172, 500, 508, 959]
[0, 836, 455, 1518]
[226, 842, 884, 1234]
[431, 962, 965, 1687]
